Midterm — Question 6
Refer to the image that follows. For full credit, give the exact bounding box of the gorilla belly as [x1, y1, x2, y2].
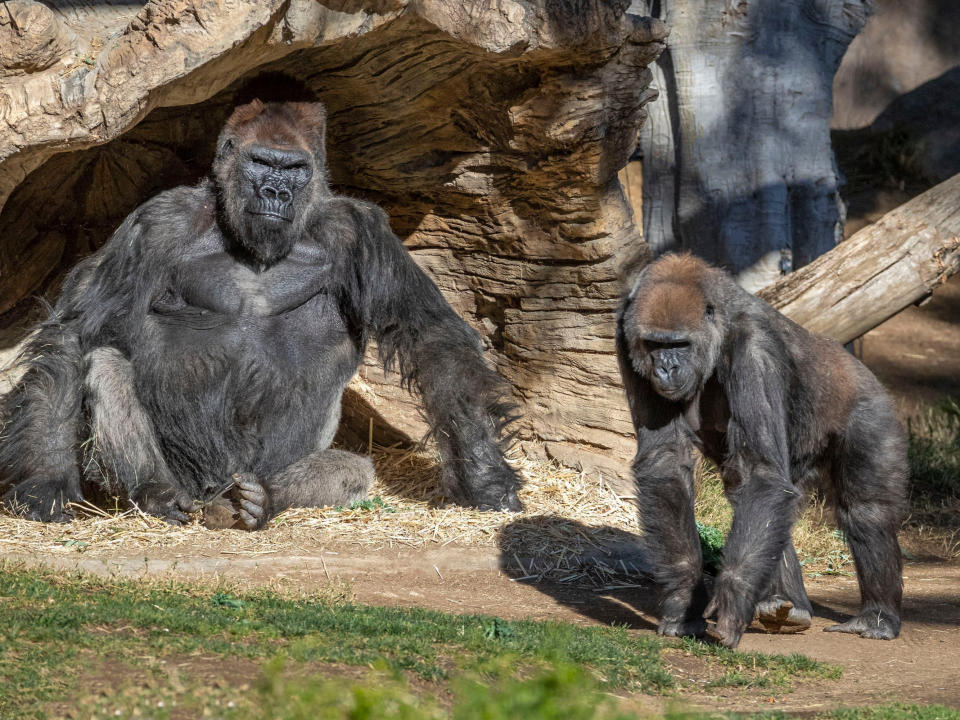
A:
[136, 293, 361, 495]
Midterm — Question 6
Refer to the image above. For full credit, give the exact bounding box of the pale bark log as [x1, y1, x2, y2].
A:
[759, 173, 960, 343]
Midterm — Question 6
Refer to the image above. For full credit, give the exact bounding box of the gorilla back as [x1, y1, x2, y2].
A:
[1, 95, 521, 528]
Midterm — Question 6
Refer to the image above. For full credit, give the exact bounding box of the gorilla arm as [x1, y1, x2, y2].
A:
[615, 311, 707, 637]
[334, 202, 521, 511]
[704, 327, 801, 647]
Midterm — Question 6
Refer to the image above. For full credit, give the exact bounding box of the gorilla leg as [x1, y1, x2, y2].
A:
[826, 403, 906, 639]
[0, 325, 84, 521]
[204, 448, 374, 530]
[83, 348, 197, 524]
[756, 541, 813, 633]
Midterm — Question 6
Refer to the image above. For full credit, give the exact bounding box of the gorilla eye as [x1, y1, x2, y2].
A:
[705, 304, 715, 320]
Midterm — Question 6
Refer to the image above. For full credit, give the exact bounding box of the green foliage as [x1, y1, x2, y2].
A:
[822, 704, 960, 720]
[696, 521, 725, 573]
[452, 662, 636, 720]
[336, 496, 397, 513]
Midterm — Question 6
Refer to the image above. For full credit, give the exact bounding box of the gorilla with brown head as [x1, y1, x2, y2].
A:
[0, 79, 521, 528]
[616, 254, 907, 648]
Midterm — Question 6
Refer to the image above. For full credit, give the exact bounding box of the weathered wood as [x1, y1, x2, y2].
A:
[635, 0, 872, 291]
[759, 173, 960, 344]
[0, 0, 669, 490]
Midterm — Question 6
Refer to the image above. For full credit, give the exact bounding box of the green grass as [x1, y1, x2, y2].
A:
[907, 400, 960, 511]
[0, 565, 840, 719]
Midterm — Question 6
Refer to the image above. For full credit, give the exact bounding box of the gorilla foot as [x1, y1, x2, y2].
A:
[756, 599, 812, 634]
[824, 609, 900, 640]
[2, 479, 79, 523]
[131, 482, 200, 525]
[202, 473, 268, 531]
[658, 616, 706, 639]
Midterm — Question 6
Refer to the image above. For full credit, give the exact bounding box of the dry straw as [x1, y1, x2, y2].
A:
[0, 445, 646, 585]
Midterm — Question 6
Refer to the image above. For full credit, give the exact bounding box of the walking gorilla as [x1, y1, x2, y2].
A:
[616, 254, 907, 648]
[0, 87, 520, 528]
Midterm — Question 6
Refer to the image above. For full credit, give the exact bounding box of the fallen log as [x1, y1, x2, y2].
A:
[759, 173, 960, 344]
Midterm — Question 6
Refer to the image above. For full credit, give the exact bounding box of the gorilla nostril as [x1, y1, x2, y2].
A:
[261, 185, 277, 200]
[277, 189, 292, 203]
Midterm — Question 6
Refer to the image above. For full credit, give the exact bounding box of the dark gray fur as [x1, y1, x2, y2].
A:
[0, 98, 520, 529]
[616, 254, 907, 648]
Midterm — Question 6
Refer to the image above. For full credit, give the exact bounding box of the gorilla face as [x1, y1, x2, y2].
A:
[622, 254, 723, 403]
[641, 333, 701, 401]
[232, 143, 314, 265]
[213, 99, 329, 268]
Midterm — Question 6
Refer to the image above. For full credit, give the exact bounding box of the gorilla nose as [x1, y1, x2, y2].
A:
[654, 363, 679, 383]
[259, 184, 292, 204]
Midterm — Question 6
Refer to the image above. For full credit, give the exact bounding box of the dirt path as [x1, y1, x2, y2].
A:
[11, 544, 959, 713]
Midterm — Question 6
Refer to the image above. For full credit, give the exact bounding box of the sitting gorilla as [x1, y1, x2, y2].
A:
[617, 254, 907, 648]
[0, 90, 520, 529]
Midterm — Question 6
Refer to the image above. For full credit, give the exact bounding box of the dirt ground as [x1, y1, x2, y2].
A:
[9, 543, 960, 714]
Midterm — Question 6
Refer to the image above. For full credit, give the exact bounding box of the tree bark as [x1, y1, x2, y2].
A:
[0, 0, 668, 490]
[759, 173, 960, 343]
[635, 0, 873, 291]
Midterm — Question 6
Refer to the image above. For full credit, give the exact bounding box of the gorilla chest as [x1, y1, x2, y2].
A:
[146, 244, 359, 377]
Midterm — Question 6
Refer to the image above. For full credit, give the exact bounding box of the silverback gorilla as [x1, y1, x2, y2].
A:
[616, 254, 907, 648]
[0, 92, 521, 529]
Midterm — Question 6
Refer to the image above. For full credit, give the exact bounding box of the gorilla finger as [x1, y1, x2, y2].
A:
[238, 485, 266, 503]
[703, 597, 719, 619]
[238, 509, 260, 530]
[240, 499, 264, 517]
[176, 495, 202, 512]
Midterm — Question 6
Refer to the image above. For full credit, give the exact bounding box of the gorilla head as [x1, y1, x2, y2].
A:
[621, 254, 723, 402]
[212, 98, 330, 268]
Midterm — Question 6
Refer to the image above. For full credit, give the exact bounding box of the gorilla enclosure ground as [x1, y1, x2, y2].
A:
[0, 561, 958, 719]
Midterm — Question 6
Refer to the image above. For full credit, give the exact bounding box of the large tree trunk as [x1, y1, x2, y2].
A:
[636, 0, 873, 291]
[0, 0, 667, 490]
[760, 172, 960, 343]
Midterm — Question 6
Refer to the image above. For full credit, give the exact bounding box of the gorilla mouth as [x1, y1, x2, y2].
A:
[651, 379, 695, 402]
[247, 209, 292, 222]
